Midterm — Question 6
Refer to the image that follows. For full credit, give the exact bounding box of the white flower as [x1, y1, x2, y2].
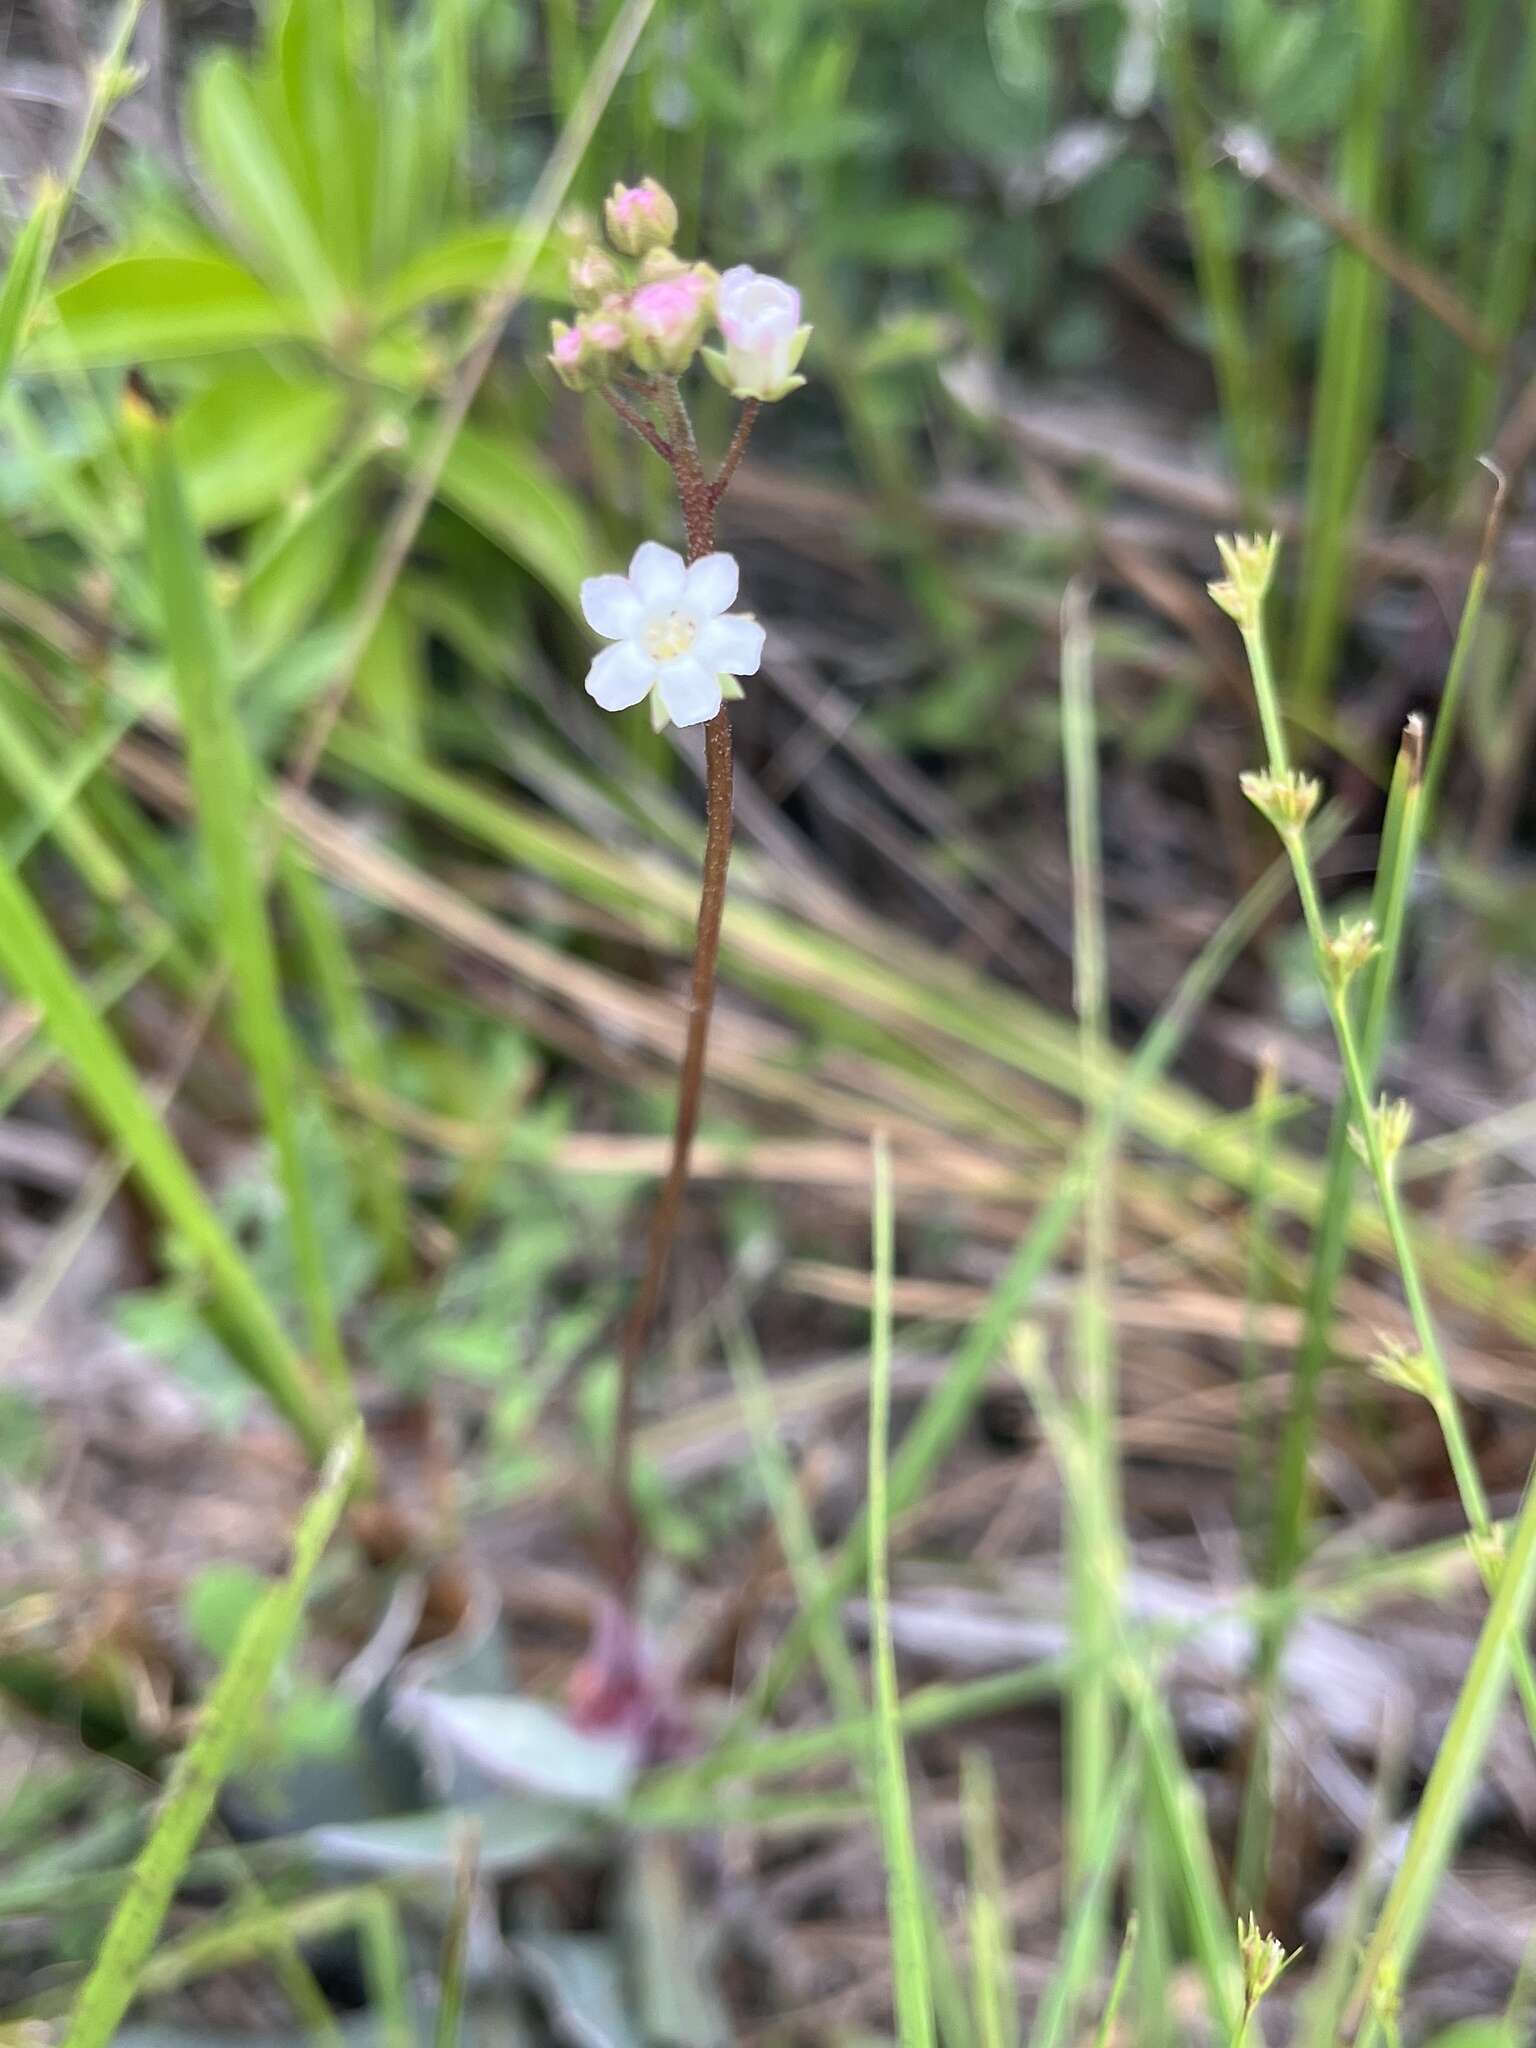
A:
[580, 542, 765, 729]
[705, 265, 810, 403]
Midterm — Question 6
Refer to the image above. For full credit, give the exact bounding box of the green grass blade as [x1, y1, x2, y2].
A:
[1453, 0, 1536, 475]
[358, 1888, 416, 2048]
[60, 1426, 361, 2048]
[1129, 1676, 1244, 2042]
[733, 821, 1333, 1729]
[0, 0, 146, 385]
[432, 1825, 479, 2048]
[1093, 1914, 1139, 2048]
[0, 662, 132, 903]
[0, 849, 334, 1457]
[281, 844, 412, 1285]
[1232, 1051, 1283, 1913]
[1291, 0, 1402, 719]
[1422, 465, 1507, 820]
[1166, 11, 1271, 506]
[0, 181, 65, 389]
[1060, 579, 1121, 1934]
[1347, 1471, 1536, 2039]
[141, 410, 352, 1401]
[868, 1134, 936, 2048]
[962, 1749, 1017, 2048]
[1031, 1748, 1138, 2048]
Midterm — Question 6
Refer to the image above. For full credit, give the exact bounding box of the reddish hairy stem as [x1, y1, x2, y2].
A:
[709, 400, 759, 507]
[607, 376, 735, 1597]
[596, 383, 673, 462]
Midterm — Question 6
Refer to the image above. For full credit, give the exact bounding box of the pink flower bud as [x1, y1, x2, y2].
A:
[582, 313, 628, 355]
[604, 176, 679, 257]
[568, 242, 623, 307]
[548, 307, 630, 392]
[626, 268, 714, 374]
[707, 265, 810, 402]
[547, 318, 590, 390]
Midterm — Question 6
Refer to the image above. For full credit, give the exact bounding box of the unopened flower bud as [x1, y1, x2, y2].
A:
[1208, 532, 1281, 632]
[705, 264, 811, 403]
[1239, 766, 1321, 837]
[560, 204, 599, 247]
[569, 243, 624, 307]
[548, 314, 626, 392]
[1321, 915, 1381, 991]
[626, 266, 714, 375]
[637, 246, 691, 284]
[547, 319, 591, 391]
[605, 177, 678, 256]
[580, 310, 628, 364]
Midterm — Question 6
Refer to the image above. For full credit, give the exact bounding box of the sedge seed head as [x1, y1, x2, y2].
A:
[1239, 766, 1321, 836]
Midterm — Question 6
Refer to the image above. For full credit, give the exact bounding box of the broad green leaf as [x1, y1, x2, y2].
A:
[375, 224, 564, 327]
[60, 1428, 360, 2048]
[172, 368, 344, 529]
[416, 421, 592, 608]
[191, 53, 346, 332]
[392, 1691, 640, 1809]
[304, 1795, 598, 1876]
[514, 1936, 640, 2048]
[275, 0, 378, 290]
[44, 249, 306, 365]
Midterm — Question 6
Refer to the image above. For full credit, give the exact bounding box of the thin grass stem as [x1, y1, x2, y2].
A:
[867, 1133, 937, 2048]
[1059, 580, 1121, 1968]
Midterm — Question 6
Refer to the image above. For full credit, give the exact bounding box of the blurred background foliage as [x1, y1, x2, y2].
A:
[5, 0, 1536, 2035]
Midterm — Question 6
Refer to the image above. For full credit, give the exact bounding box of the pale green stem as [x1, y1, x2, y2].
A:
[1241, 598, 1536, 1738]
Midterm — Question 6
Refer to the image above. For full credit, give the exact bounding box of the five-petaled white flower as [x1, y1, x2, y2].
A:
[580, 542, 765, 729]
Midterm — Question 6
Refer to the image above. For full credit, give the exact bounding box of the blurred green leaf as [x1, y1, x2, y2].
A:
[191, 53, 347, 331]
[45, 249, 307, 365]
[515, 1935, 642, 2048]
[419, 420, 594, 607]
[822, 201, 972, 266]
[172, 368, 345, 529]
[185, 1563, 267, 1660]
[856, 310, 960, 375]
[376, 223, 564, 325]
[305, 1795, 600, 1875]
[275, 0, 377, 291]
[393, 1691, 640, 1809]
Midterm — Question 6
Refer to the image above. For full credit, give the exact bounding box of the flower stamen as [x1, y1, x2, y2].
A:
[643, 612, 699, 662]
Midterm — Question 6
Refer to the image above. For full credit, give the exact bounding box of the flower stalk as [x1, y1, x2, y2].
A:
[549, 180, 809, 1595]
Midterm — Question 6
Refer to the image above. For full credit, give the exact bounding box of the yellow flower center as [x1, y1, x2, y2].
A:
[642, 611, 697, 662]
